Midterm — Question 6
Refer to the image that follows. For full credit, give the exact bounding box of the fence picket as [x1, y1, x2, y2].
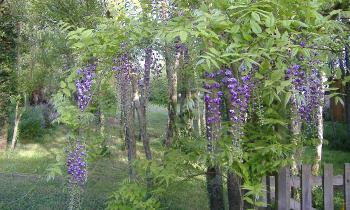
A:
[265, 164, 350, 210]
[277, 166, 290, 210]
[345, 163, 350, 210]
[266, 176, 272, 210]
[323, 164, 334, 210]
[301, 165, 312, 210]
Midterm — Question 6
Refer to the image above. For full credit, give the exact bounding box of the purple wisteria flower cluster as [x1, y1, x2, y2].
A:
[286, 64, 323, 125]
[75, 64, 96, 111]
[150, 50, 163, 77]
[203, 69, 252, 141]
[66, 141, 87, 186]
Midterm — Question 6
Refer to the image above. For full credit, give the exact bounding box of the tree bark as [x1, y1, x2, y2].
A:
[11, 101, 22, 150]
[140, 47, 152, 160]
[164, 45, 180, 147]
[290, 97, 302, 173]
[207, 166, 225, 210]
[344, 45, 350, 145]
[124, 88, 136, 180]
[227, 171, 243, 210]
[132, 75, 152, 161]
[312, 74, 325, 175]
[193, 91, 202, 137]
[312, 105, 324, 175]
[0, 120, 8, 150]
[115, 55, 137, 180]
[205, 98, 225, 210]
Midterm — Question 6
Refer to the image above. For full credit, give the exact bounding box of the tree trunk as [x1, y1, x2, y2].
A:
[124, 91, 137, 180]
[341, 45, 350, 145]
[164, 45, 180, 147]
[205, 98, 225, 210]
[193, 91, 202, 137]
[115, 56, 137, 180]
[11, 101, 22, 150]
[0, 120, 8, 150]
[140, 47, 152, 161]
[312, 74, 325, 175]
[132, 77, 152, 161]
[207, 166, 225, 210]
[346, 80, 350, 145]
[291, 97, 302, 173]
[312, 105, 324, 175]
[227, 171, 243, 210]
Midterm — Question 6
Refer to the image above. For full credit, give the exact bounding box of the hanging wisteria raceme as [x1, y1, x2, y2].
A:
[66, 141, 88, 186]
[203, 76, 222, 151]
[150, 50, 163, 77]
[75, 64, 97, 111]
[286, 56, 324, 127]
[203, 68, 253, 147]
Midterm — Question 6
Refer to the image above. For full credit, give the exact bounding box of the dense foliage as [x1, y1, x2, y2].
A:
[1, 0, 350, 209]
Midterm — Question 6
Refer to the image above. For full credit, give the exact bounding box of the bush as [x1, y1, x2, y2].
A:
[149, 76, 168, 106]
[313, 186, 344, 209]
[324, 121, 350, 150]
[18, 106, 46, 141]
[107, 182, 160, 210]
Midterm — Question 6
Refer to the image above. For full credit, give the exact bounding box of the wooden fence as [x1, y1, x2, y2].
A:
[261, 163, 350, 210]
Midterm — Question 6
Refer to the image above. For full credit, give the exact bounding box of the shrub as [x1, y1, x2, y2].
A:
[324, 121, 350, 150]
[107, 182, 160, 210]
[18, 106, 46, 141]
[149, 76, 168, 106]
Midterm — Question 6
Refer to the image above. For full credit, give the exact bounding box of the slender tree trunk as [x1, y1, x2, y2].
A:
[115, 55, 137, 180]
[0, 120, 8, 150]
[100, 112, 105, 138]
[164, 45, 180, 147]
[312, 105, 324, 175]
[220, 91, 243, 210]
[124, 91, 137, 180]
[179, 89, 193, 133]
[291, 97, 302, 173]
[11, 101, 22, 150]
[312, 74, 325, 175]
[346, 81, 350, 144]
[207, 166, 225, 210]
[329, 92, 337, 141]
[193, 91, 202, 137]
[205, 102, 225, 210]
[344, 46, 350, 144]
[227, 172, 243, 210]
[132, 78, 152, 161]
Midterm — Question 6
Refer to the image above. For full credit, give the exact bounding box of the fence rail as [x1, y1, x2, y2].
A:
[262, 163, 350, 210]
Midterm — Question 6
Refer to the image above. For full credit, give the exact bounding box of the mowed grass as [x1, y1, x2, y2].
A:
[0, 105, 350, 209]
[0, 104, 209, 210]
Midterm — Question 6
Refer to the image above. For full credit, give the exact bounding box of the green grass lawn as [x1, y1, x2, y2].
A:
[0, 105, 349, 209]
[0, 105, 209, 210]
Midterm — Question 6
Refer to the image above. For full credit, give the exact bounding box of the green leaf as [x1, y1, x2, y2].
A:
[250, 20, 262, 34]
[60, 81, 67, 88]
[179, 31, 188, 42]
[284, 92, 292, 107]
[242, 31, 253, 41]
[255, 72, 264, 79]
[62, 88, 71, 97]
[81, 29, 93, 39]
[230, 25, 240, 33]
[335, 96, 344, 106]
[72, 42, 84, 49]
[271, 70, 284, 81]
[265, 14, 275, 27]
[251, 12, 260, 22]
[68, 82, 76, 91]
[292, 20, 308, 28]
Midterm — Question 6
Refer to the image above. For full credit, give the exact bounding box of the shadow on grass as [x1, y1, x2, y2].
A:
[0, 159, 129, 210]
